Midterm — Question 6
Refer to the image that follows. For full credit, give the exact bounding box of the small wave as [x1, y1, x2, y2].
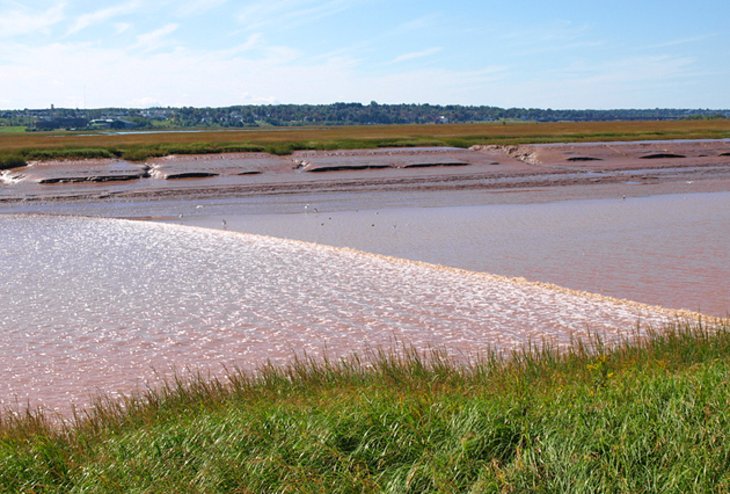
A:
[0, 170, 23, 185]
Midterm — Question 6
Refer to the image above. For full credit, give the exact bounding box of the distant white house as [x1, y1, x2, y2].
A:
[89, 118, 137, 129]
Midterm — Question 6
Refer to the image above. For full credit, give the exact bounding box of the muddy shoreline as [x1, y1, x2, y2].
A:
[1, 140, 728, 209]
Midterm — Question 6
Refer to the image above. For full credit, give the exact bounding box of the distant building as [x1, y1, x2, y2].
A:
[34, 117, 89, 131]
[89, 118, 137, 129]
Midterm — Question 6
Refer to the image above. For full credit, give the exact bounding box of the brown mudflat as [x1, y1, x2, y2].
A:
[1, 140, 729, 204]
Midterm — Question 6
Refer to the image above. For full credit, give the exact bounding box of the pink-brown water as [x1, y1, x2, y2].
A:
[1, 141, 728, 414]
[178, 191, 730, 317]
[1, 215, 679, 413]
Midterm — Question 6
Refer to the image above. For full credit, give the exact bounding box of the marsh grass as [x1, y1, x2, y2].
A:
[0, 153, 27, 170]
[1, 319, 729, 492]
[1, 120, 730, 167]
[22, 148, 120, 161]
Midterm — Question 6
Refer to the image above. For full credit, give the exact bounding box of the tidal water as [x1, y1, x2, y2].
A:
[182, 192, 730, 317]
[0, 215, 676, 412]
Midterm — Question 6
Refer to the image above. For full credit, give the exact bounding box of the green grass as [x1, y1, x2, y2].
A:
[0, 126, 26, 134]
[1, 143, 266, 168]
[1, 319, 729, 492]
[118, 142, 268, 161]
[0, 139, 465, 164]
[0, 153, 27, 170]
[22, 148, 120, 161]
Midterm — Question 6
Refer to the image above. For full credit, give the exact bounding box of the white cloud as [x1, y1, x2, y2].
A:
[643, 33, 719, 50]
[560, 55, 697, 85]
[134, 23, 179, 50]
[128, 96, 162, 107]
[391, 47, 442, 64]
[0, 1, 66, 38]
[495, 21, 604, 58]
[115, 22, 131, 34]
[175, 0, 228, 16]
[212, 33, 263, 58]
[66, 1, 140, 35]
[488, 55, 703, 109]
[0, 14, 721, 111]
[237, 0, 356, 31]
[0, 39, 511, 109]
[238, 93, 279, 104]
[394, 13, 440, 33]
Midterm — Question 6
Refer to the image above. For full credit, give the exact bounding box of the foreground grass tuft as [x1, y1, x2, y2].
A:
[1, 320, 729, 492]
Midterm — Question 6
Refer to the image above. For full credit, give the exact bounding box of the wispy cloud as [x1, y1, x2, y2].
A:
[66, 1, 139, 36]
[0, 1, 725, 109]
[559, 55, 697, 84]
[236, 0, 356, 31]
[643, 33, 719, 50]
[498, 55, 702, 109]
[134, 23, 179, 50]
[496, 21, 604, 58]
[0, 35, 718, 110]
[115, 22, 131, 35]
[175, 0, 228, 16]
[0, 1, 66, 38]
[392, 47, 442, 64]
[393, 13, 441, 33]
[214, 33, 263, 57]
[498, 20, 590, 43]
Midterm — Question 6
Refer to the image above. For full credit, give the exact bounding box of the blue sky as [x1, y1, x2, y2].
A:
[0, 0, 728, 109]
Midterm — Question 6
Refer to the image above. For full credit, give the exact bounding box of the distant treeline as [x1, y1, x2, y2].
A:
[2, 102, 729, 131]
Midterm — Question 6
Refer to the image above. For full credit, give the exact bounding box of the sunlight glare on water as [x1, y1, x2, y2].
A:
[0, 215, 679, 412]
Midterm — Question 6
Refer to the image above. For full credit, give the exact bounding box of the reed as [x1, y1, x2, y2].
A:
[1, 319, 728, 492]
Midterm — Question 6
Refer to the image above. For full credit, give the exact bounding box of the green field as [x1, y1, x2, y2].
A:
[2, 320, 728, 493]
[0, 126, 26, 134]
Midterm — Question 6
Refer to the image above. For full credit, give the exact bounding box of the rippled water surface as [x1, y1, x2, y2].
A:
[1, 215, 676, 412]
[184, 192, 730, 316]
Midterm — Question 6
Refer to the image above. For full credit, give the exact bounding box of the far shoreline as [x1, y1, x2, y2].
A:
[3, 119, 730, 170]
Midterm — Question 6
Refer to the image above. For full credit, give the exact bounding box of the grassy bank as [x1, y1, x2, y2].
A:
[1, 319, 728, 492]
[0, 126, 26, 134]
[2, 119, 730, 169]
